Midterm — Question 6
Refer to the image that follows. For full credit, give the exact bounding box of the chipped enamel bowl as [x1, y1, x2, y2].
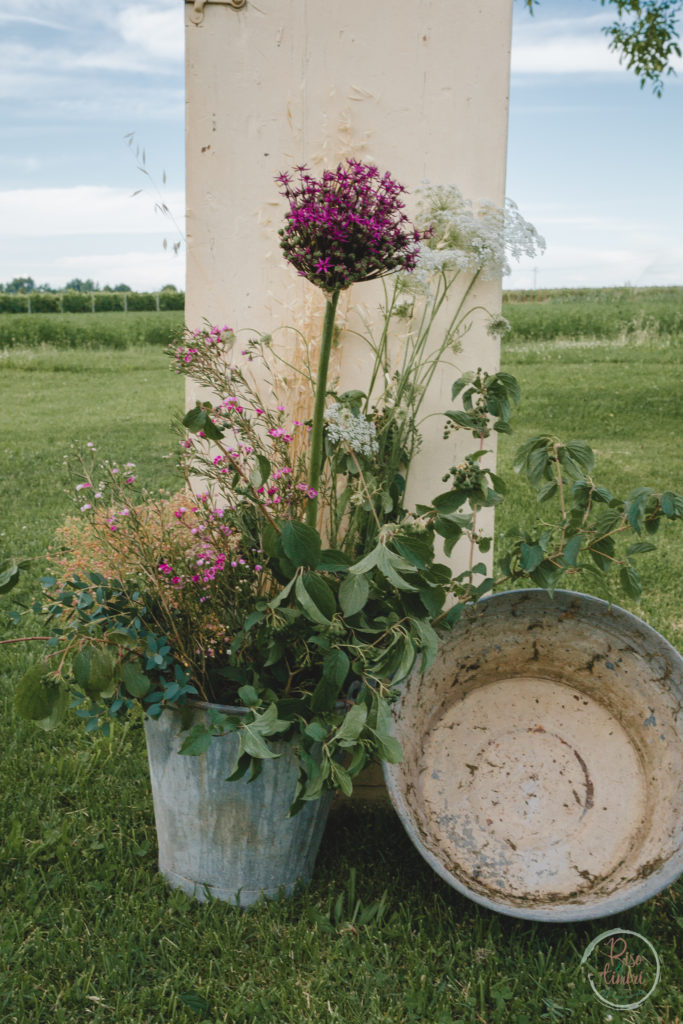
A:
[383, 590, 683, 921]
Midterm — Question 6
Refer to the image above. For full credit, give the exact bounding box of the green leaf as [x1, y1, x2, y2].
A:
[332, 762, 354, 797]
[310, 670, 342, 714]
[626, 541, 657, 555]
[72, 646, 118, 700]
[589, 535, 616, 572]
[72, 648, 91, 692]
[120, 661, 151, 699]
[244, 609, 265, 631]
[592, 485, 613, 504]
[530, 560, 562, 594]
[280, 521, 322, 568]
[182, 404, 224, 441]
[178, 726, 213, 756]
[451, 371, 476, 399]
[537, 480, 558, 503]
[249, 454, 271, 489]
[661, 491, 683, 518]
[339, 573, 369, 617]
[413, 617, 439, 671]
[304, 721, 328, 742]
[431, 489, 468, 515]
[418, 585, 446, 618]
[561, 533, 584, 567]
[444, 603, 464, 627]
[626, 487, 655, 535]
[513, 437, 551, 484]
[392, 535, 433, 570]
[620, 564, 642, 600]
[525, 446, 553, 486]
[324, 648, 350, 689]
[237, 684, 260, 707]
[594, 508, 623, 535]
[487, 472, 507, 495]
[267, 575, 295, 610]
[348, 543, 382, 576]
[245, 702, 291, 737]
[15, 663, 59, 722]
[561, 440, 595, 476]
[318, 548, 352, 571]
[239, 727, 276, 761]
[334, 703, 368, 743]
[0, 560, 22, 594]
[295, 573, 336, 624]
[377, 547, 418, 591]
[444, 410, 479, 430]
[370, 731, 403, 764]
[520, 543, 544, 572]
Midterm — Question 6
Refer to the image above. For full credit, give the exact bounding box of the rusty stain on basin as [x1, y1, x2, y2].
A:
[383, 590, 683, 921]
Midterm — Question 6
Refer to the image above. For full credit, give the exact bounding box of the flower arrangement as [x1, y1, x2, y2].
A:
[6, 161, 683, 811]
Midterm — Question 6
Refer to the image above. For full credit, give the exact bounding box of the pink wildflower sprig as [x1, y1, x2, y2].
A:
[171, 324, 235, 375]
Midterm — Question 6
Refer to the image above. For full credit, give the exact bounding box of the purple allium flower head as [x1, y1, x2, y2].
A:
[276, 160, 430, 292]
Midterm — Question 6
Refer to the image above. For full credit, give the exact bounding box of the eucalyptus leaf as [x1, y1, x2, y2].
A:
[15, 663, 58, 722]
[120, 661, 151, 699]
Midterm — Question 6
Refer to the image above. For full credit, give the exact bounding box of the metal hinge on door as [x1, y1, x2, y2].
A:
[187, 0, 247, 26]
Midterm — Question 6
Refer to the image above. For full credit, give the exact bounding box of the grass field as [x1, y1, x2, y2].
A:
[0, 331, 681, 1024]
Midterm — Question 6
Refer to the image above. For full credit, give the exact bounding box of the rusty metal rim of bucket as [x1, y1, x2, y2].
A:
[382, 588, 683, 923]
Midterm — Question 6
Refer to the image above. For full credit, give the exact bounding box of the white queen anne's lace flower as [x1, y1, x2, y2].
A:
[408, 184, 545, 289]
[324, 404, 379, 457]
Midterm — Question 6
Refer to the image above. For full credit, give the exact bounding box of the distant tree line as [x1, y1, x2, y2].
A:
[0, 278, 184, 314]
[0, 277, 179, 294]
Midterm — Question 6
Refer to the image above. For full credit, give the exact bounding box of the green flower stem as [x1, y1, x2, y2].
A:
[307, 289, 340, 528]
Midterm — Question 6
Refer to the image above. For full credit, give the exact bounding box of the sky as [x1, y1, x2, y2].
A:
[1, 0, 681, 292]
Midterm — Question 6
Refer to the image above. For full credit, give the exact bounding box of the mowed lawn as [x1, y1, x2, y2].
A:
[0, 336, 681, 1024]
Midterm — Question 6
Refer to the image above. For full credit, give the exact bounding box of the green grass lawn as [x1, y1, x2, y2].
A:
[0, 340, 681, 1024]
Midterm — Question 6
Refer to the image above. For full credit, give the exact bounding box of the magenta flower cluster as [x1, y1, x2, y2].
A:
[171, 324, 235, 374]
[276, 160, 429, 292]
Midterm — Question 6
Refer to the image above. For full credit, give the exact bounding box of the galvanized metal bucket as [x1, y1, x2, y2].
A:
[144, 702, 332, 905]
[383, 589, 683, 922]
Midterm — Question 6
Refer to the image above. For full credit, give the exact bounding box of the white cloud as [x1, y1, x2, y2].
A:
[0, 186, 185, 238]
[512, 36, 623, 75]
[511, 11, 683, 76]
[55, 249, 186, 291]
[0, 12, 68, 30]
[506, 242, 683, 289]
[117, 4, 184, 62]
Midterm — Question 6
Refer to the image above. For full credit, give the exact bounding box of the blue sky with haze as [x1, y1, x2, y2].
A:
[1, 0, 681, 291]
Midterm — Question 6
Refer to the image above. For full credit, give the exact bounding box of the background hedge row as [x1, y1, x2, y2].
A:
[0, 290, 185, 314]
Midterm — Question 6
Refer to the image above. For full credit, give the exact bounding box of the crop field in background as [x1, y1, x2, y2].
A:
[0, 311, 681, 1021]
[0, 311, 184, 350]
[502, 285, 683, 343]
